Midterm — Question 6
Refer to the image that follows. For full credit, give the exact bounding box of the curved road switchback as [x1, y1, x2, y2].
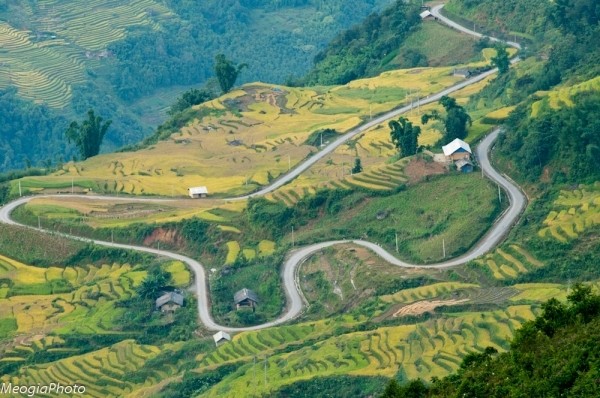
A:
[0, 6, 526, 332]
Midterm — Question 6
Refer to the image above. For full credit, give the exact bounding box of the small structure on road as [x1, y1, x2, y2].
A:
[456, 159, 474, 173]
[155, 291, 184, 313]
[213, 331, 231, 347]
[234, 288, 259, 310]
[188, 186, 208, 198]
[420, 10, 435, 20]
[453, 68, 472, 78]
[442, 138, 472, 162]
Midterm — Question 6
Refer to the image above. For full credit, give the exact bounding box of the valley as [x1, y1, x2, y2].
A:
[0, 1, 598, 397]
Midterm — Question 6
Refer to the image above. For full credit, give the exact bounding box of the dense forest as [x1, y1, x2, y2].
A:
[380, 285, 600, 397]
[497, 91, 600, 183]
[0, 88, 69, 170]
[299, 1, 421, 85]
[0, 0, 394, 171]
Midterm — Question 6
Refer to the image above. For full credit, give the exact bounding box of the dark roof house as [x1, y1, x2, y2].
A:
[234, 288, 259, 309]
[155, 292, 184, 312]
[456, 159, 474, 173]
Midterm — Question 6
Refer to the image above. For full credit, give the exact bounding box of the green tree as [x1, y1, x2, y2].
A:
[491, 44, 510, 74]
[352, 157, 363, 174]
[421, 96, 471, 144]
[389, 117, 420, 156]
[65, 109, 111, 160]
[168, 88, 214, 115]
[214, 54, 248, 94]
[137, 266, 173, 300]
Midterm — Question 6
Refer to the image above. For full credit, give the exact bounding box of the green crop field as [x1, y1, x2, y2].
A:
[197, 305, 538, 397]
[475, 244, 545, 280]
[1, 340, 166, 398]
[539, 183, 600, 242]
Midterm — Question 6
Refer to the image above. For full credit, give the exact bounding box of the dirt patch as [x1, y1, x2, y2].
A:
[143, 228, 183, 247]
[392, 298, 469, 317]
[404, 158, 447, 184]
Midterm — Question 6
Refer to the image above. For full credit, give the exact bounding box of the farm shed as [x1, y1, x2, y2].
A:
[453, 68, 472, 78]
[213, 331, 231, 347]
[420, 10, 434, 19]
[234, 288, 259, 310]
[442, 138, 472, 162]
[456, 159, 474, 173]
[155, 292, 184, 313]
[189, 186, 208, 198]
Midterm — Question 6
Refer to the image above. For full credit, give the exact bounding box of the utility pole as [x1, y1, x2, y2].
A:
[442, 239, 446, 258]
[38, 216, 41, 229]
[291, 226, 295, 247]
[498, 184, 502, 204]
[111, 231, 114, 243]
[18, 181, 22, 197]
[395, 232, 399, 253]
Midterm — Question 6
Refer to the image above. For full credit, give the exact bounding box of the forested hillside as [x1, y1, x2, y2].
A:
[0, 0, 393, 171]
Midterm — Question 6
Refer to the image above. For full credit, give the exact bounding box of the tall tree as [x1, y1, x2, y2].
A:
[214, 54, 248, 94]
[389, 117, 421, 156]
[421, 96, 471, 144]
[491, 44, 510, 74]
[65, 109, 111, 160]
[352, 157, 363, 174]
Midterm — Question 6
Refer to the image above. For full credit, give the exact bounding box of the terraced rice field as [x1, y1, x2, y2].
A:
[476, 244, 544, 280]
[531, 76, 600, 117]
[1, 340, 164, 398]
[0, 1, 174, 107]
[539, 183, 600, 242]
[0, 255, 148, 335]
[380, 282, 478, 305]
[23, 62, 491, 196]
[199, 306, 538, 397]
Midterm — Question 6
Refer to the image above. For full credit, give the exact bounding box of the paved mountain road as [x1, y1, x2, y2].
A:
[0, 6, 525, 332]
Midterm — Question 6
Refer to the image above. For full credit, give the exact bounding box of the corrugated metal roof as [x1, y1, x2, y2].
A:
[213, 331, 231, 343]
[456, 159, 473, 169]
[234, 288, 259, 304]
[189, 186, 208, 195]
[155, 292, 184, 308]
[442, 139, 472, 156]
[420, 10, 432, 18]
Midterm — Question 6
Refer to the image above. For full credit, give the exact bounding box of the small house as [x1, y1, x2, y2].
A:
[213, 331, 231, 347]
[453, 68, 471, 78]
[420, 10, 434, 20]
[442, 138, 472, 162]
[456, 159, 474, 173]
[188, 186, 208, 199]
[155, 292, 184, 313]
[234, 288, 259, 310]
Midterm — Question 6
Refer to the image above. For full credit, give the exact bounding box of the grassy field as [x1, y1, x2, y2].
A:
[392, 21, 481, 67]
[293, 173, 501, 263]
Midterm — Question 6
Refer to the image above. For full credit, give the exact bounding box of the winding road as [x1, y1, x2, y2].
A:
[0, 6, 525, 332]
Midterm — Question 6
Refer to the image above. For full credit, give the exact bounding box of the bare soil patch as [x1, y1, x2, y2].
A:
[404, 158, 447, 184]
[392, 298, 469, 317]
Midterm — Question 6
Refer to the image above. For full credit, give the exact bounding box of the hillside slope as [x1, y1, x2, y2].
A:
[0, 0, 395, 171]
